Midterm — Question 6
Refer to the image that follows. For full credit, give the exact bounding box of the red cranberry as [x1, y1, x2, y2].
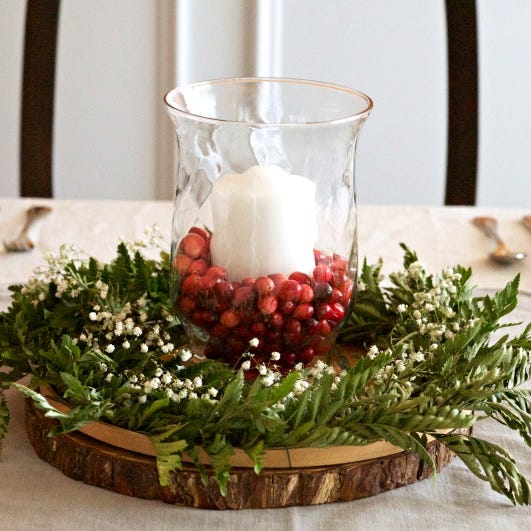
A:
[318, 320, 332, 336]
[255, 276, 275, 296]
[300, 284, 314, 303]
[284, 318, 302, 334]
[190, 310, 204, 325]
[283, 352, 297, 366]
[277, 280, 302, 301]
[307, 319, 331, 337]
[279, 300, 296, 315]
[293, 303, 314, 320]
[330, 288, 344, 304]
[318, 302, 345, 321]
[174, 253, 193, 275]
[177, 296, 195, 313]
[268, 273, 288, 287]
[210, 324, 229, 338]
[189, 226, 210, 241]
[313, 282, 333, 300]
[298, 347, 315, 365]
[206, 266, 228, 280]
[233, 286, 256, 307]
[332, 253, 348, 271]
[258, 294, 278, 315]
[266, 329, 282, 345]
[341, 280, 354, 302]
[226, 337, 246, 354]
[313, 249, 330, 265]
[251, 321, 267, 337]
[198, 275, 218, 292]
[329, 302, 346, 321]
[181, 274, 202, 295]
[283, 331, 302, 347]
[289, 271, 312, 285]
[220, 310, 240, 328]
[269, 311, 284, 329]
[243, 368, 259, 381]
[201, 310, 217, 324]
[188, 259, 208, 276]
[241, 276, 256, 287]
[213, 280, 234, 304]
[315, 303, 331, 320]
[313, 265, 333, 283]
[332, 270, 347, 288]
[234, 325, 252, 340]
[179, 233, 206, 259]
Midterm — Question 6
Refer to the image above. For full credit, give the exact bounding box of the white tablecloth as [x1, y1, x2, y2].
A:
[0, 198, 530, 530]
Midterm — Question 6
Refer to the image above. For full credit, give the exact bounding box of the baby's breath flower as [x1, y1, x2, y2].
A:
[140, 343, 149, 353]
[270, 351, 281, 361]
[138, 395, 147, 404]
[368, 345, 379, 360]
[411, 351, 425, 363]
[262, 373, 275, 387]
[241, 360, 251, 371]
[293, 379, 310, 395]
[161, 343, 174, 354]
[89, 312, 98, 321]
[105, 344, 115, 354]
[397, 304, 407, 313]
[249, 337, 259, 348]
[180, 349, 192, 362]
[122, 340, 130, 349]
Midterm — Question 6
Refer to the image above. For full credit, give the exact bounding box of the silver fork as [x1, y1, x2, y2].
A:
[3, 206, 52, 252]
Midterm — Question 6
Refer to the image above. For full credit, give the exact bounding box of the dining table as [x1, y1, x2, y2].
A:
[0, 197, 530, 530]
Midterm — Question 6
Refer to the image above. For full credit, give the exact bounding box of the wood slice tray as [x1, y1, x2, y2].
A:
[24, 398, 469, 510]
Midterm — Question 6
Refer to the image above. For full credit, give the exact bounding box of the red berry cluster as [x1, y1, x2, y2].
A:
[174, 227, 354, 370]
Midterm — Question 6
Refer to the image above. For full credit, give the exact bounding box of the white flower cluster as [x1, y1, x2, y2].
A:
[393, 265, 476, 351]
[122, 350, 219, 405]
[367, 266, 474, 393]
[80, 297, 176, 358]
[20, 244, 89, 303]
[239, 339, 284, 387]
[120, 224, 164, 254]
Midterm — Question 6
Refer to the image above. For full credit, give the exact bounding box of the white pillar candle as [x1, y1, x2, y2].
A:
[210, 165, 317, 280]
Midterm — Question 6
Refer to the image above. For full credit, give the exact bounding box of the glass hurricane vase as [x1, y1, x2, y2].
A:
[165, 77, 372, 371]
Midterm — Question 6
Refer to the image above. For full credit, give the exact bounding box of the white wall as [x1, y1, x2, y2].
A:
[0, 0, 26, 198]
[279, 0, 447, 206]
[0, 0, 172, 200]
[1, 0, 530, 205]
[477, 0, 531, 206]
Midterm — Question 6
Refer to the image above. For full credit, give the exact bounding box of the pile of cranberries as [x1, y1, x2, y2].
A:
[174, 227, 354, 370]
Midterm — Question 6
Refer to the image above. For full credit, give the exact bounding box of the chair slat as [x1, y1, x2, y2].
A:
[445, 0, 478, 205]
[20, 0, 61, 198]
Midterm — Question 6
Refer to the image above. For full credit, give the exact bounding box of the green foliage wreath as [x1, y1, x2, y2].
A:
[0, 233, 529, 504]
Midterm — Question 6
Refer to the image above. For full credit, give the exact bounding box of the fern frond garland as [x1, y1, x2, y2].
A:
[0, 236, 529, 505]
